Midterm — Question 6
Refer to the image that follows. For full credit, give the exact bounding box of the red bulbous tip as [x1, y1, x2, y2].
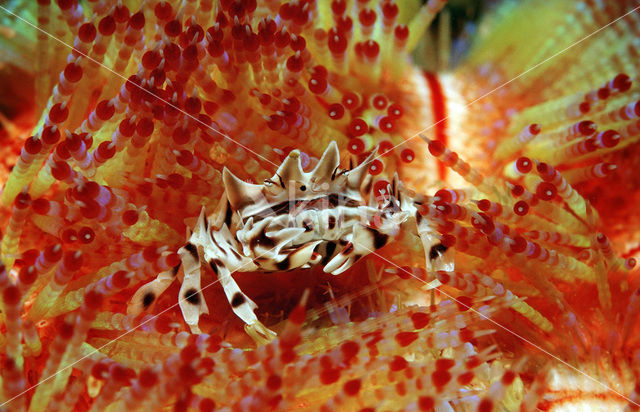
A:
[308, 76, 328, 94]
[600, 130, 620, 148]
[328, 32, 347, 54]
[382, 2, 399, 19]
[348, 118, 367, 137]
[363, 40, 380, 59]
[98, 15, 116, 36]
[76, 181, 100, 200]
[15, 192, 32, 209]
[286, 53, 304, 72]
[336, 15, 353, 33]
[63, 250, 84, 271]
[19, 249, 40, 266]
[394, 24, 409, 40]
[441, 234, 456, 248]
[577, 120, 596, 135]
[331, 0, 346, 15]
[516, 157, 532, 174]
[347, 138, 365, 154]
[378, 116, 395, 133]
[154, 1, 173, 20]
[340, 92, 358, 111]
[400, 148, 415, 163]
[49, 102, 69, 123]
[2, 285, 21, 306]
[111, 270, 129, 289]
[529, 123, 541, 134]
[373, 179, 390, 197]
[44, 244, 63, 262]
[167, 173, 184, 189]
[359, 9, 377, 26]
[509, 235, 527, 253]
[64, 63, 83, 83]
[136, 117, 155, 137]
[25, 136, 43, 155]
[290, 34, 306, 51]
[51, 161, 71, 181]
[172, 127, 190, 145]
[578, 101, 590, 114]
[372, 94, 388, 110]
[61, 228, 78, 243]
[79, 227, 95, 244]
[513, 200, 529, 216]
[78, 22, 97, 43]
[112, 365, 135, 384]
[32, 198, 50, 214]
[186, 24, 205, 43]
[128, 11, 145, 30]
[113, 4, 130, 23]
[84, 290, 104, 311]
[471, 212, 495, 235]
[165, 19, 182, 37]
[57, 321, 74, 340]
[428, 140, 445, 157]
[91, 361, 109, 380]
[166, 253, 181, 268]
[142, 50, 162, 70]
[57, 0, 75, 11]
[180, 344, 201, 363]
[368, 159, 384, 175]
[477, 199, 491, 211]
[139, 368, 159, 388]
[434, 189, 452, 203]
[387, 103, 404, 120]
[79, 201, 101, 220]
[141, 247, 159, 263]
[377, 140, 393, 156]
[19, 266, 37, 286]
[536, 182, 557, 201]
[612, 73, 632, 92]
[510, 184, 524, 197]
[97, 141, 116, 160]
[42, 126, 61, 145]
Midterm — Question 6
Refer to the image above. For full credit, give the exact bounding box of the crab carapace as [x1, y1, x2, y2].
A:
[128, 142, 453, 341]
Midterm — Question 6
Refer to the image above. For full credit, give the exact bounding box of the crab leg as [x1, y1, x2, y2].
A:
[205, 211, 275, 342]
[206, 256, 275, 343]
[177, 242, 210, 334]
[416, 217, 455, 273]
[127, 266, 178, 315]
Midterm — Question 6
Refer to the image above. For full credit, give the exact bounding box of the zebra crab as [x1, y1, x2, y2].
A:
[128, 142, 453, 342]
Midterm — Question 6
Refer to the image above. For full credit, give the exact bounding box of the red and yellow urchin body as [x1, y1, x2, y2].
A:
[0, 0, 639, 411]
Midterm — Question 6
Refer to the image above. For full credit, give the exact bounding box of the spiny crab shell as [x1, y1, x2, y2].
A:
[130, 141, 448, 342]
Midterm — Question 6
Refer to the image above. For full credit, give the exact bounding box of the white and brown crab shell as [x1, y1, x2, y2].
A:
[221, 142, 415, 274]
[129, 142, 450, 339]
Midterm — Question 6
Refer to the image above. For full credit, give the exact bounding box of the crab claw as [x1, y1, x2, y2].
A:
[245, 322, 277, 345]
[323, 238, 361, 275]
[324, 253, 357, 275]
